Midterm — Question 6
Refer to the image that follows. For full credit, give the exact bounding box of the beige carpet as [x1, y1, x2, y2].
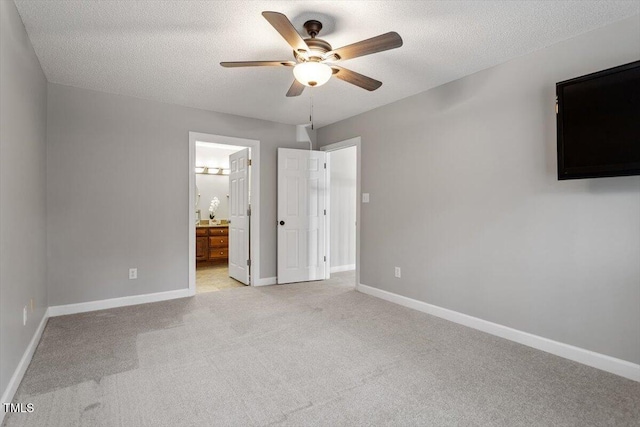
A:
[196, 263, 245, 293]
[4, 271, 640, 426]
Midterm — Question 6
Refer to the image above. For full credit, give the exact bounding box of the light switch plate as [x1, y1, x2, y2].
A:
[362, 193, 370, 203]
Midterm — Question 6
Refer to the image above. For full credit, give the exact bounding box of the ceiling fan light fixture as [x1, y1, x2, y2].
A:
[222, 12, 402, 96]
[293, 62, 332, 87]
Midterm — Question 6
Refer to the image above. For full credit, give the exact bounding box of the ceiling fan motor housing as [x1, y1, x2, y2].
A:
[296, 38, 332, 60]
[293, 20, 333, 62]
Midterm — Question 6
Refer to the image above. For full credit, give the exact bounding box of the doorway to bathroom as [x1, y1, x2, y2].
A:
[188, 132, 261, 294]
[321, 137, 361, 288]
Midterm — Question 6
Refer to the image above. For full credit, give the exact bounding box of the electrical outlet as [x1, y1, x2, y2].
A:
[129, 268, 138, 280]
[23, 306, 27, 326]
[394, 267, 401, 278]
[362, 193, 370, 203]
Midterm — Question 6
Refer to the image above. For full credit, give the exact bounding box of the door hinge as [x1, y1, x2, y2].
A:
[247, 207, 251, 216]
[324, 256, 326, 262]
[324, 209, 326, 215]
[247, 259, 251, 267]
[248, 159, 252, 166]
[324, 163, 327, 169]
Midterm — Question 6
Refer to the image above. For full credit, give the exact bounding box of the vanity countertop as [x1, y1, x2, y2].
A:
[196, 223, 228, 228]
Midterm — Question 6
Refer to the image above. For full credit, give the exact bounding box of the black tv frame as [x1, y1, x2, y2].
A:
[556, 60, 640, 180]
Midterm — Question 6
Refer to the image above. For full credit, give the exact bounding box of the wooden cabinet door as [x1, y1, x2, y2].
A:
[196, 236, 208, 261]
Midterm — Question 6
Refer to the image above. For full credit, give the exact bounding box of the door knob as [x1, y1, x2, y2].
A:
[279, 220, 285, 226]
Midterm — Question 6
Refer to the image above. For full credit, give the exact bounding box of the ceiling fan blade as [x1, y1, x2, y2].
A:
[327, 32, 403, 61]
[286, 79, 305, 97]
[331, 66, 382, 91]
[262, 11, 309, 53]
[220, 61, 296, 68]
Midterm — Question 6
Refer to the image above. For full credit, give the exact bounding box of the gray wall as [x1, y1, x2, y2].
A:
[46, 83, 304, 305]
[318, 16, 640, 364]
[0, 0, 48, 398]
[329, 146, 357, 270]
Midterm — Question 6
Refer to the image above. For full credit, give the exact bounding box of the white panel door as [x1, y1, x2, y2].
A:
[228, 148, 250, 285]
[277, 148, 326, 284]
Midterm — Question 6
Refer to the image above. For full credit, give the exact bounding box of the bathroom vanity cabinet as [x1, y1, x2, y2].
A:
[196, 225, 229, 262]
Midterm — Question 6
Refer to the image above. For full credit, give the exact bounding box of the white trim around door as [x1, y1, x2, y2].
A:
[320, 137, 362, 287]
[188, 132, 261, 293]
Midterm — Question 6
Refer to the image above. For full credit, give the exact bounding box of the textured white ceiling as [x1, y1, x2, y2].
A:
[14, 1, 640, 127]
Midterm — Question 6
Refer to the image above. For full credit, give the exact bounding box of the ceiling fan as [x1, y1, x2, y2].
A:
[220, 11, 403, 97]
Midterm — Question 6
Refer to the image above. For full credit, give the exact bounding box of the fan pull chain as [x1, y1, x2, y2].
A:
[309, 94, 314, 131]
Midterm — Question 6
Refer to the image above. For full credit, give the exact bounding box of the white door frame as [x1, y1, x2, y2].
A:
[320, 137, 361, 288]
[188, 131, 261, 294]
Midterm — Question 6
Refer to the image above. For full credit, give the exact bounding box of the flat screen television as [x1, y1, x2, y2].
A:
[556, 60, 640, 180]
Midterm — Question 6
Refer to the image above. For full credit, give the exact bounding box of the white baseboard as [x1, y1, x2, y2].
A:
[357, 283, 640, 382]
[330, 264, 356, 273]
[1, 309, 50, 425]
[48, 288, 192, 317]
[253, 277, 277, 287]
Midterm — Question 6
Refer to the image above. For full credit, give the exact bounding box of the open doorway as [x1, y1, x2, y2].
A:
[188, 132, 261, 294]
[194, 142, 246, 293]
[322, 137, 361, 289]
